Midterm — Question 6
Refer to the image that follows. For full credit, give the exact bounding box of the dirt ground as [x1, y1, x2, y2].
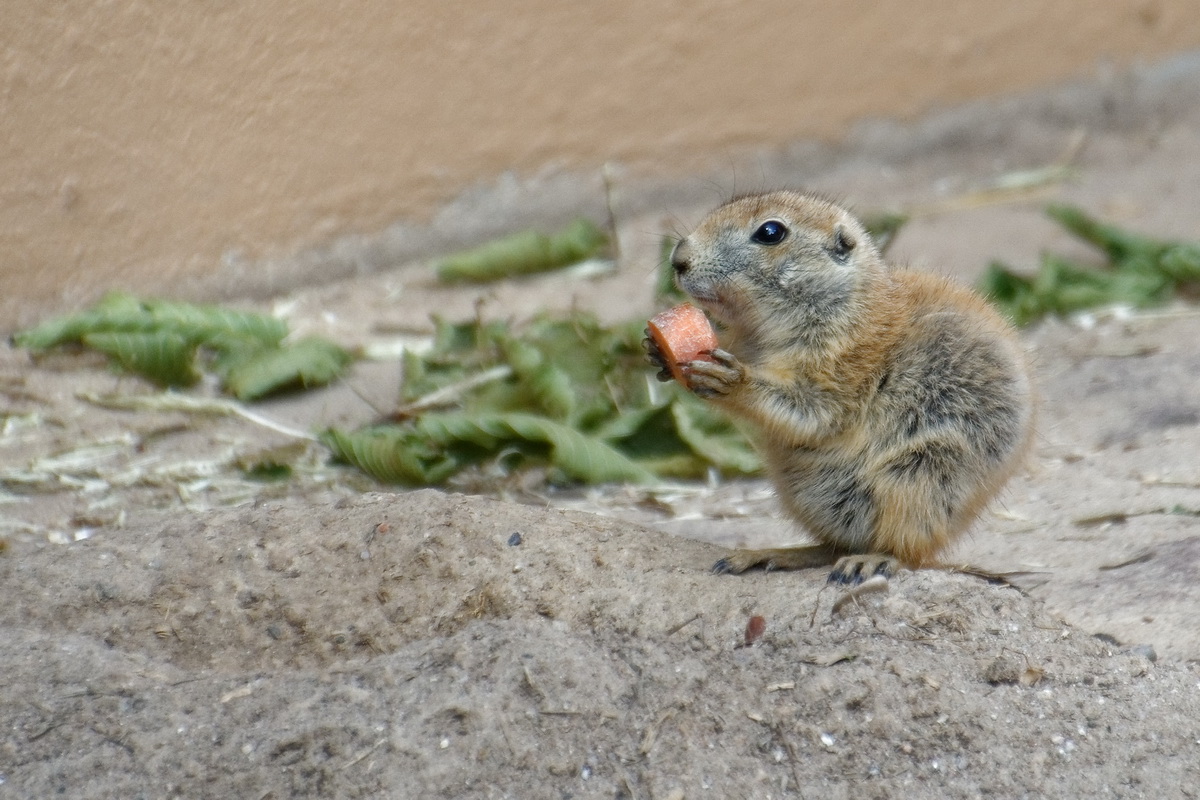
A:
[3, 63, 1200, 797]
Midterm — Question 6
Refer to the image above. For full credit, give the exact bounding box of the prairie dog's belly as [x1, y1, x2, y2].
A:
[762, 443, 878, 553]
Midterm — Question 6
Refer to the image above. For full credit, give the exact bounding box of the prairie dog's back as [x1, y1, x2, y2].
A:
[865, 271, 1034, 557]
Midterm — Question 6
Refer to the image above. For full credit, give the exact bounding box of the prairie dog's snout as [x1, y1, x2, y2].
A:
[670, 238, 692, 277]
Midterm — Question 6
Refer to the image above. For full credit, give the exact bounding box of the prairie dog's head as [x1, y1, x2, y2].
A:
[671, 191, 884, 347]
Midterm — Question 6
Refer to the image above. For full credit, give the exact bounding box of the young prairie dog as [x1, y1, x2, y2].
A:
[646, 191, 1034, 583]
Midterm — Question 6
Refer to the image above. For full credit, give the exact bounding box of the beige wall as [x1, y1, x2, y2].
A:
[5, 1, 1200, 327]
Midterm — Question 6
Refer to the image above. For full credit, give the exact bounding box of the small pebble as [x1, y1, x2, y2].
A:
[744, 615, 766, 646]
[507, 532, 523, 547]
[1130, 644, 1157, 662]
[982, 655, 1022, 684]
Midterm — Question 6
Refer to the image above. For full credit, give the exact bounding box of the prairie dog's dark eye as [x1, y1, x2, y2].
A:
[751, 220, 788, 245]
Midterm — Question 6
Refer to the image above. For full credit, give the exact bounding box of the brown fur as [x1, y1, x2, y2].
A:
[654, 191, 1034, 581]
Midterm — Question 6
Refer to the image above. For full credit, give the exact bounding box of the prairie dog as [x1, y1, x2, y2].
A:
[647, 191, 1034, 582]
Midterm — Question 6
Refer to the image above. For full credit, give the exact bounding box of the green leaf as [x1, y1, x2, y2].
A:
[500, 337, 544, 374]
[419, 412, 656, 484]
[593, 404, 666, 442]
[979, 262, 1039, 326]
[1046, 204, 1169, 263]
[82, 331, 200, 387]
[11, 293, 340, 401]
[598, 403, 700, 470]
[594, 398, 759, 478]
[499, 338, 576, 421]
[980, 206, 1200, 325]
[145, 298, 287, 346]
[322, 426, 461, 486]
[324, 412, 656, 486]
[435, 218, 609, 283]
[368, 307, 766, 486]
[13, 293, 289, 352]
[1032, 256, 1112, 315]
[1160, 245, 1200, 282]
[13, 292, 155, 349]
[525, 363, 576, 421]
[432, 315, 504, 354]
[670, 399, 761, 474]
[221, 337, 352, 402]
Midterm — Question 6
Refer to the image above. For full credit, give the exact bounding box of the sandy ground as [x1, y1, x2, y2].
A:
[3, 65, 1200, 797]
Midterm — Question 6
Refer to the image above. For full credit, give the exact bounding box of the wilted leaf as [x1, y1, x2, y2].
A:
[324, 411, 655, 486]
[670, 399, 760, 474]
[14, 292, 156, 350]
[1045, 204, 1168, 263]
[981, 205, 1200, 325]
[15, 295, 352, 402]
[322, 426, 460, 486]
[436, 218, 609, 283]
[1160, 246, 1200, 282]
[221, 337, 352, 401]
[82, 331, 199, 387]
[350, 308, 765, 486]
[418, 412, 656, 484]
[145, 297, 287, 346]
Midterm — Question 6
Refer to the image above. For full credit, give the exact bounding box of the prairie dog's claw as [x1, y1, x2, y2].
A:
[643, 333, 672, 380]
[706, 348, 740, 367]
[684, 350, 745, 397]
[711, 558, 736, 575]
[827, 554, 899, 585]
[711, 554, 758, 574]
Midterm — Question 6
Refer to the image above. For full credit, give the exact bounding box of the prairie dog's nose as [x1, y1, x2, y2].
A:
[671, 239, 692, 275]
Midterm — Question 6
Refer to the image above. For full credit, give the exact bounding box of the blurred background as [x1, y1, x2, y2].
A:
[5, 1, 1200, 329]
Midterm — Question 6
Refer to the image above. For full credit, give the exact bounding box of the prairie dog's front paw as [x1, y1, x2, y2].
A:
[684, 348, 745, 398]
[642, 330, 674, 383]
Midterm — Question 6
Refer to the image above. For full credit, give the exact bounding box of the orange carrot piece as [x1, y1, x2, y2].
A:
[647, 303, 718, 384]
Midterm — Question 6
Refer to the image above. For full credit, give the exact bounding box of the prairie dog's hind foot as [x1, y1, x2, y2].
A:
[827, 554, 901, 585]
[711, 544, 839, 575]
[711, 547, 901, 585]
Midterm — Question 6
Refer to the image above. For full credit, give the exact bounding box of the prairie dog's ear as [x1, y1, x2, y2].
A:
[831, 225, 856, 262]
